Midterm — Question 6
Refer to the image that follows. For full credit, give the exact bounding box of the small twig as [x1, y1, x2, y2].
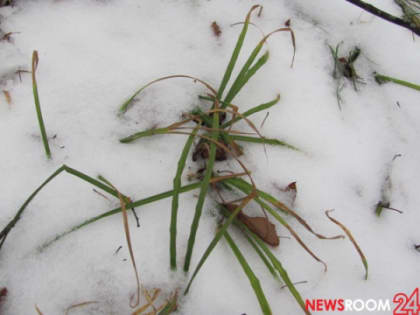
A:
[114, 245, 123, 255]
[325, 210, 368, 280]
[280, 280, 308, 289]
[344, 0, 420, 36]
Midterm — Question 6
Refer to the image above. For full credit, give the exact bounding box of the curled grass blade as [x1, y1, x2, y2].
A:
[224, 178, 328, 271]
[170, 125, 200, 270]
[119, 75, 217, 114]
[183, 110, 219, 272]
[31, 50, 51, 159]
[325, 210, 368, 280]
[217, 5, 262, 99]
[374, 73, 420, 91]
[111, 182, 142, 307]
[224, 231, 272, 315]
[184, 192, 256, 294]
[226, 178, 344, 240]
[221, 94, 280, 128]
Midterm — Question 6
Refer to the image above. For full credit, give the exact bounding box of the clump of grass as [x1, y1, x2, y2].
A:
[32, 50, 52, 159]
[328, 43, 364, 109]
[0, 6, 365, 314]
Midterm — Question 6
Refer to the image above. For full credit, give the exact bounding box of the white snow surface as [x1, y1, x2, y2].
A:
[0, 0, 419, 314]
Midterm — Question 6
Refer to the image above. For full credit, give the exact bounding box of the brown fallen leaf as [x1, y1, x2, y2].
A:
[0, 287, 7, 308]
[225, 203, 279, 246]
[274, 181, 297, 206]
[3, 90, 11, 105]
[211, 21, 222, 37]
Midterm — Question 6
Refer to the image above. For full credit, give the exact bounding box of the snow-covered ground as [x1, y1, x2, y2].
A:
[0, 0, 419, 314]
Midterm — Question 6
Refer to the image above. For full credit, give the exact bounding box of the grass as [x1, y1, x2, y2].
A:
[374, 72, 420, 91]
[0, 6, 366, 314]
[31, 50, 52, 159]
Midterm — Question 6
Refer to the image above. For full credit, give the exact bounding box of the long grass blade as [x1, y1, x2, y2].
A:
[42, 174, 240, 248]
[223, 28, 295, 108]
[374, 73, 420, 91]
[170, 125, 200, 270]
[184, 192, 255, 294]
[245, 225, 310, 315]
[113, 183, 142, 307]
[217, 5, 261, 99]
[119, 75, 217, 114]
[224, 231, 272, 315]
[219, 205, 278, 281]
[0, 166, 65, 250]
[183, 112, 219, 272]
[223, 206, 309, 314]
[120, 127, 170, 143]
[230, 135, 298, 150]
[221, 95, 280, 128]
[224, 178, 344, 241]
[325, 210, 368, 280]
[224, 178, 328, 271]
[223, 51, 269, 106]
[31, 50, 51, 159]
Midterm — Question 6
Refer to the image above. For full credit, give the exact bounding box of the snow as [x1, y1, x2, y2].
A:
[0, 0, 419, 314]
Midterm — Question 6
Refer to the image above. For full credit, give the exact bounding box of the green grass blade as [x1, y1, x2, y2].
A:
[190, 107, 213, 127]
[217, 5, 261, 99]
[120, 127, 170, 143]
[223, 50, 269, 107]
[374, 73, 420, 91]
[220, 203, 309, 314]
[0, 166, 65, 249]
[230, 135, 299, 151]
[31, 50, 51, 159]
[221, 95, 280, 128]
[170, 126, 200, 270]
[224, 178, 328, 271]
[198, 95, 229, 107]
[158, 295, 178, 315]
[246, 227, 310, 315]
[0, 164, 125, 250]
[219, 205, 279, 281]
[42, 181, 203, 249]
[63, 166, 119, 198]
[184, 195, 252, 294]
[183, 112, 219, 272]
[224, 231, 272, 315]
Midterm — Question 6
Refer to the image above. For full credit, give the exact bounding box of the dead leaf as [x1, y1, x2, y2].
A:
[3, 90, 11, 105]
[211, 21, 221, 37]
[225, 203, 279, 246]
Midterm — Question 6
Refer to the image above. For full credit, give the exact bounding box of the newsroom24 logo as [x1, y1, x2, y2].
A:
[394, 288, 420, 315]
[305, 288, 419, 313]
